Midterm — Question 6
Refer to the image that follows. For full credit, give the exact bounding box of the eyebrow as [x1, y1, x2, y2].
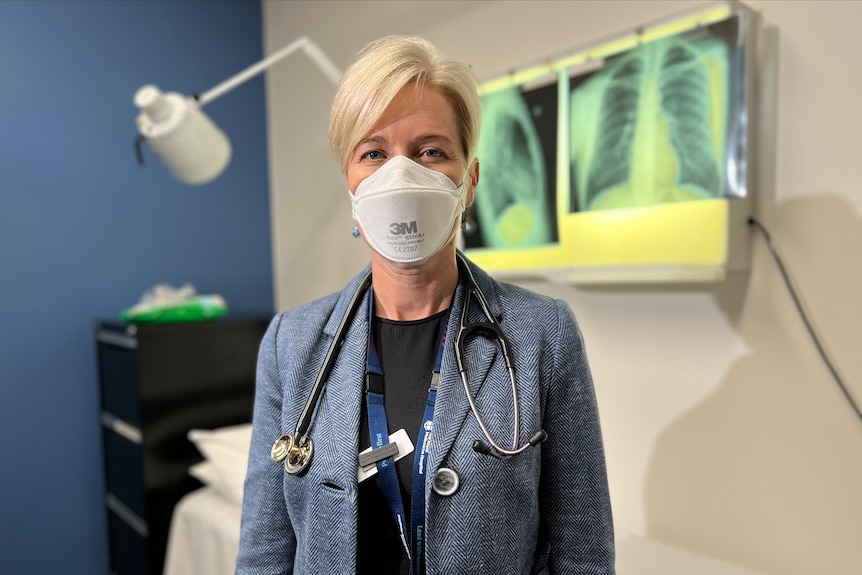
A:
[414, 133, 456, 147]
[355, 135, 386, 148]
[355, 133, 456, 149]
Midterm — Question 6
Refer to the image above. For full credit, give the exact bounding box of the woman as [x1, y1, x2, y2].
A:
[236, 35, 614, 575]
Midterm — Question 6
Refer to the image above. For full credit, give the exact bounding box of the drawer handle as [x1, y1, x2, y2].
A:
[101, 412, 142, 444]
[105, 492, 148, 537]
[96, 330, 138, 349]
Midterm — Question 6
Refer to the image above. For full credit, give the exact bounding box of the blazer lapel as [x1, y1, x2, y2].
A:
[313, 269, 371, 489]
[428, 262, 504, 474]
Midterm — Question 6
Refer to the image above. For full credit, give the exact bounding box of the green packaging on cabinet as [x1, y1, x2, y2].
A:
[120, 284, 228, 324]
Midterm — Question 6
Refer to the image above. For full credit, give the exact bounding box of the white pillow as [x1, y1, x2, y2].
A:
[188, 460, 231, 498]
[187, 423, 253, 506]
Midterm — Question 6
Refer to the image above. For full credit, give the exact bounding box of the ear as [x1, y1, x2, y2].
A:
[464, 158, 479, 208]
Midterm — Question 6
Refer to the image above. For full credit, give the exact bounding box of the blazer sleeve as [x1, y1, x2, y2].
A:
[541, 300, 615, 574]
[235, 314, 296, 575]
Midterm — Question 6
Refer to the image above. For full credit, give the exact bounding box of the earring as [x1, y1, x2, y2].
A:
[461, 210, 474, 233]
[351, 225, 360, 238]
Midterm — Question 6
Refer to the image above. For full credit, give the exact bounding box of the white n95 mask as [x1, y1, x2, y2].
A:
[350, 155, 466, 265]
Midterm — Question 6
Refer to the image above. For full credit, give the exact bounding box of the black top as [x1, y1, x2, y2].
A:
[356, 310, 447, 575]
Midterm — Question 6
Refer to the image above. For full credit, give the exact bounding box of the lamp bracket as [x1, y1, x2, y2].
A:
[197, 36, 341, 107]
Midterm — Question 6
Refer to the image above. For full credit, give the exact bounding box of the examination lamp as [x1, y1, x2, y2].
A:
[133, 36, 341, 185]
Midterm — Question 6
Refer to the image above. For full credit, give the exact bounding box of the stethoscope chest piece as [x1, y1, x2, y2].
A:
[271, 434, 293, 463]
[432, 467, 460, 497]
[271, 433, 314, 475]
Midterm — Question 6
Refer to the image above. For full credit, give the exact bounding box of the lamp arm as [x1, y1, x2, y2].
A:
[197, 36, 341, 106]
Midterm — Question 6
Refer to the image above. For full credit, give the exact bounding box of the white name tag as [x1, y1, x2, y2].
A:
[357, 428, 414, 483]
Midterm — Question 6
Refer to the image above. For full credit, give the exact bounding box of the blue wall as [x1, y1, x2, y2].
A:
[0, 1, 272, 573]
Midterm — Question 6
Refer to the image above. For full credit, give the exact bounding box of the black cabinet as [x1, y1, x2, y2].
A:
[94, 316, 270, 575]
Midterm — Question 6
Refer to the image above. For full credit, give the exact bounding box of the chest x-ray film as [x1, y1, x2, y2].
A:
[464, 76, 559, 250]
[465, 4, 757, 284]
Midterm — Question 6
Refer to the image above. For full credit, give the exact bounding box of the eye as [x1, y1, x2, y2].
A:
[361, 150, 385, 161]
[420, 148, 445, 159]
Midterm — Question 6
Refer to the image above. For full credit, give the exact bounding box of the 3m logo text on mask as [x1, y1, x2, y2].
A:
[389, 221, 418, 235]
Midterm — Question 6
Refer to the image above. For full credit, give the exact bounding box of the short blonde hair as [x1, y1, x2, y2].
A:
[329, 35, 481, 173]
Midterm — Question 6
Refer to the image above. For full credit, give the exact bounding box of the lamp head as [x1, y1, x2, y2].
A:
[134, 84, 231, 185]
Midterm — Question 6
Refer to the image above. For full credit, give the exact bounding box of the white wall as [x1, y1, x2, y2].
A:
[262, 2, 862, 573]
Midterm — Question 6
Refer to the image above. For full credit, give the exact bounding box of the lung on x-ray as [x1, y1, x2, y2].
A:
[466, 78, 558, 250]
[569, 14, 748, 213]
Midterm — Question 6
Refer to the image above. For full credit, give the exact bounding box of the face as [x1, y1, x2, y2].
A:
[347, 84, 478, 204]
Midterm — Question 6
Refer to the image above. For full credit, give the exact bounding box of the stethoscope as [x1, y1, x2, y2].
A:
[271, 252, 547, 476]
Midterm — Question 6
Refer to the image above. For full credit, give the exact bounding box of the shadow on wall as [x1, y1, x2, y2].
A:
[643, 194, 862, 575]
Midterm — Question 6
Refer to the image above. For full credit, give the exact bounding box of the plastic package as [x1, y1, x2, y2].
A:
[120, 283, 228, 324]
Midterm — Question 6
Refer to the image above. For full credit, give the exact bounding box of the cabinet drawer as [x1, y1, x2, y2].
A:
[95, 317, 269, 575]
[107, 505, 148, 575]
[103, 428, 146, 518]
[98, 342, 141, 428]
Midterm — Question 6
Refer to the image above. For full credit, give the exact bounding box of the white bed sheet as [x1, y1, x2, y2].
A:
[163, 486, 242, 575]
[164, 487, 770, 575]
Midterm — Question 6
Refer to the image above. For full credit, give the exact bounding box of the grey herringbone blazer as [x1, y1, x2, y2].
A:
[236, 257, 614, 574]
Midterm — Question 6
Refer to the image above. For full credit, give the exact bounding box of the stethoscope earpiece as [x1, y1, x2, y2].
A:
[472, 429, 547, 460]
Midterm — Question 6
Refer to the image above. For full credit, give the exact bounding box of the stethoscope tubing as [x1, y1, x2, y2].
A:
[454, 256, 524, 458]
[280, 253, 545, 474]
[455, 254, 548, 458]
[294, 271, 371, 436]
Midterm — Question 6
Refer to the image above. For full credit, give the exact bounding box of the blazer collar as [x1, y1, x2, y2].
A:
[322, 253, 503, 336]
[322, 263, 373, 339]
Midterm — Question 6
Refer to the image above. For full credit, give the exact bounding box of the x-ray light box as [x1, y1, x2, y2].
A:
[463, 2, 759, 284]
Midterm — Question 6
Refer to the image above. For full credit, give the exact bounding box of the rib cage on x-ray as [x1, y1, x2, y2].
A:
[582, 39, 722, 209]
[660, 43, 722, 198]
[585, 59, 642, 197]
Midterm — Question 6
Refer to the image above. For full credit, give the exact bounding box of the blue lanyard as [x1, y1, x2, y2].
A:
[365, 287, 449, 575]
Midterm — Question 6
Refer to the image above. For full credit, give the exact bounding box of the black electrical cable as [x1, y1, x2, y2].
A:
[748, 217, 862, 423]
